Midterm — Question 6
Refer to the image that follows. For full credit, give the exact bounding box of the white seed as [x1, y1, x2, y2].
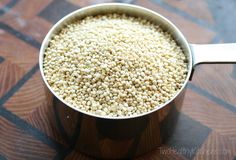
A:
[43, 13, 187, 117]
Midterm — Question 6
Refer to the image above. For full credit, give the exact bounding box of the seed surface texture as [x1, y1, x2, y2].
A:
[43, 14, 188, 117]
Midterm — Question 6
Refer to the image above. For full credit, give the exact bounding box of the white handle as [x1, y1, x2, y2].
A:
[190, 43, 236, 67]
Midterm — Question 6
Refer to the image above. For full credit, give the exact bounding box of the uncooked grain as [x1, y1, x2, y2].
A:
[43, 14, 188, 117]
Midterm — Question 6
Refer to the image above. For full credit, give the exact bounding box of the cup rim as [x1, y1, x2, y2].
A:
[39, 3, 192, 120]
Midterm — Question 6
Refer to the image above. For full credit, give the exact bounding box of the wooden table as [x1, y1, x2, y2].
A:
[0, 0, 236, 159]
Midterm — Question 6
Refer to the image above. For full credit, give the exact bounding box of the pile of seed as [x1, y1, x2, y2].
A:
[43, 14, 188, 117]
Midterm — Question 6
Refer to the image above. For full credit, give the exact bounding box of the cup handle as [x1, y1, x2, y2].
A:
[189, 43, 236, 80]
[190, 43, 236, 67]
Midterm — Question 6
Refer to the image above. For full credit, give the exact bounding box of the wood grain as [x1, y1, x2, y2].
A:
[0, 0, 236, 159]
[164, 0, 214, 23]
[0, 117, 56, 160]
[0, 32, 38, 71]
[135, 0, 216, 43]
[0, 60, 25, 98]
[192, 64, 236, 107]
[193, 132, 236, 160]
[136, 145, 187, 160]
[182, 89, 236, 142]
